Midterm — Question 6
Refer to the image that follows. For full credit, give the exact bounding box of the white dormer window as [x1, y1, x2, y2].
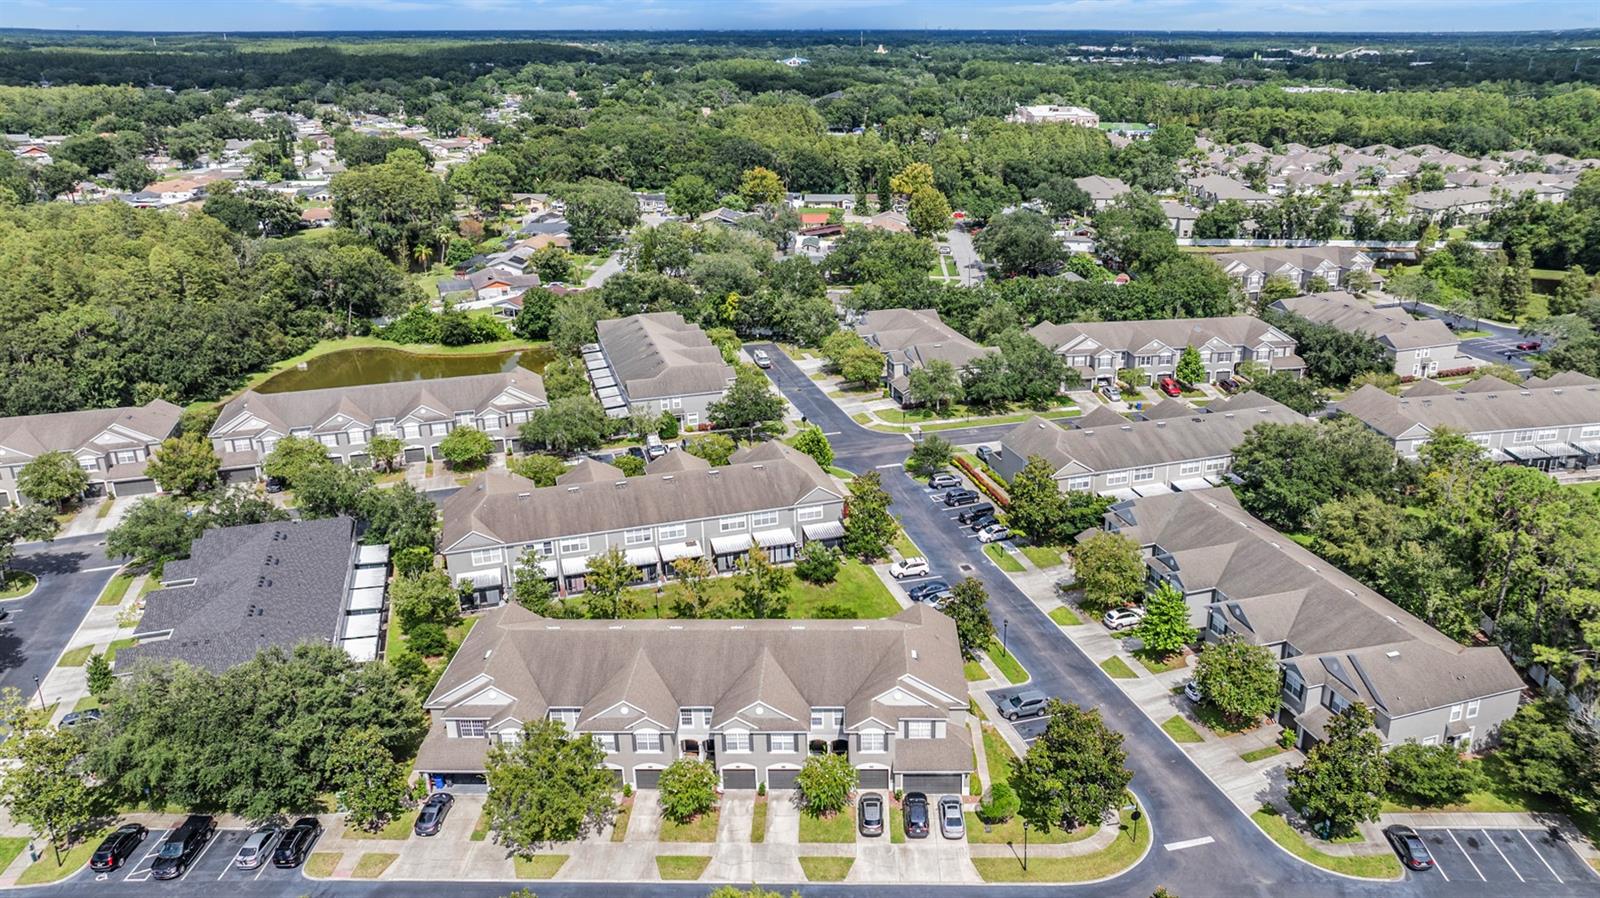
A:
[809, 708, 842, 730]
[859, 730, 886, 753]
[455, 412, 475, 427]
[548, 708, 580, 730]
[724, 729, 751, 753]
[905, 720, 933, 740]
[376, 420, 396, 436]
[318, 434, 339, 448]
[456, 719, 487, 738]
[635, 729, 662, 752]
[347, 427, 367, 446]
[679, 708, 711, 728]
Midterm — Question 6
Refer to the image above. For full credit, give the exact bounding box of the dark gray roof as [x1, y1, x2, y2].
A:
[120, 517, 358, 673]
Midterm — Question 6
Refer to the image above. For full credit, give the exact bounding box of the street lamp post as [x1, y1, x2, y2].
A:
[1002, 618, 1009, 658]
[1022, 819, 1029, 871]
[31, 675, 42, 710]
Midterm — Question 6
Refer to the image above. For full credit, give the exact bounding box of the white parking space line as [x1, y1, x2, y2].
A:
[1483, 829, 1524, 882]
[82, 564, 126, 573]
[1519, 830, 1562, 883]
[1164, 836, 1215, 851]
[1448, 829, 1485, 880]
[875, 463, 902, 469]
[821, 431, 841, 436]
[179, 832, 222, 882]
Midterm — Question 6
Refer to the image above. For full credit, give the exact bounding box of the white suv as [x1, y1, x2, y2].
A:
[890, 557, 930, 579]
[1101, 607, 1145, 631]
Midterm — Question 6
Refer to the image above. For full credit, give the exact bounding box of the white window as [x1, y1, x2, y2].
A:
[470, 548, 502, 567]
[635, 729, 662, 752]
[1421, 735, 1439, 745]
[660, 400, 671, 412]
[1535, 429, 1558, 443]
[455, 412, 475, 427]
[673, 398, 683, 410]
[1470, 434, 1492, 446]
[719, 516, 747, 533]
[768, 734, 797, 753]
[810, 708, 841, 730]
[797, 506, 824, 522]
[457, 719, 487, 738]
[510, 410, 530, 424]
[1449, 703, 1464, 722]
[859, 730, 886, 752]
[549, 708, 580, 730]
[751, 510, 779, 528]
[624, 528, 652, 546]
[905, 720, 933, 740]
[1582, 425, 1600, 439]
[346, 427, 367, 445]
[1105, 471, 1130, 486]
[1132, 467, 1155, 483]
[560, 537, 590, 555]
[291, 427, 312, 437]
[1328, 691, 1351, 715]
[260, 437, 279, 455]
[1466, 700, 1480, 719]
[593, 734, 618, 752]
[1205, 457, 1229, 472]
[1513, 431, 1534, 444]
[376, 420, 396, 436]
[226, 438, 252, 454]
[1179, 461, 1202, 476]
[532, 540, 555, 558]
[79, 459, 98, 472]
[679, 708, 711, 728]
[657, 523, 687, 541]
[431, 422, 452, 437]
[113, 450, 140, 465]
[723, 729, 751, 752]
[318, 433, 339, 448]
[1418, 347, 1431, 358]
[1067, 476, 1091, 491]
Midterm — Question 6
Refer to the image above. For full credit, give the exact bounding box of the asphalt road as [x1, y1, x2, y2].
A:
[3, 532, 120, 705]
[1408, 302, 1542, 374]
[945, 226, 985, 288]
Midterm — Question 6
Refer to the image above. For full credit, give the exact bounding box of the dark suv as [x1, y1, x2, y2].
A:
[903, 792, 930, 838]
[943, 489, 979, 507]
[90, 823, 148, 872]
[273, 817, 322, 868]
[150, 815, 215, 880]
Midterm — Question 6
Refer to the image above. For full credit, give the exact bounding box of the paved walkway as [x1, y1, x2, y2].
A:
[34, 570, 145, 727]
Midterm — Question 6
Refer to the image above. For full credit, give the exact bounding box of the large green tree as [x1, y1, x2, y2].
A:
[484, 719, 617, 853]
[945, 577, 995, 660]
[331, 149, 452, 263]
[843, 472, 895, 561]
[1009, 699, 1133, 834]
[1194, 635, 1281, 727]
[17, 451, 88, 509]
[1286, 703, 1387, 839]
[0, 504, 58, 589]
[0, 696, 94, 865]
[1069, 531, 1145, 613]
[331, 726, 414, 832]
[708, 365, 785, 436]
[145, 433, 220, 496]
[1134, 581, 1196, 659]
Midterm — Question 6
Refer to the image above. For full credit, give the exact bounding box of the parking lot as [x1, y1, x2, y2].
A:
[1411, 826, 1593, 885]
[80, 825, 314, 886]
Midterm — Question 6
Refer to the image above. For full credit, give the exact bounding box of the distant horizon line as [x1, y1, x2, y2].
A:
[2, 26, 1598, 38]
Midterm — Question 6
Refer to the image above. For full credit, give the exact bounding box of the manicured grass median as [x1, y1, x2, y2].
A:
[470, 809, 490, 841]
[798, 807, 856, 843]
[964, 660, 988, 681]
[1019, 544, 1065, 568]
[799, 856, 854, 881]
[1048, 606, 1083, 626]
[56, 645, 93, 667]
[966, 813, 1095, 844]
[1161, 715, 1204, 744]
[655, 855, 711, 880]
[0, 838, 28, 877]
[984, 544, 1024, 572]
[972, 807, 1149, 883]
[0, 571, 36, 600]
[610, 801, 633, 841]
[751, 798, 768, 842]
[983, 724, 1016, 790]
[352, 852, 398, 878]
[1250, 809, 1398, 879]
[305, 852, 341, 879]
[660, 809, 720, 843]
[343, 810, 418, 840]
[985, 638, 1028, 684]
[16, 826, 112, 884]
[514, 854, 569, 879]
[1099, 656, 1137, 679]
[640, 560, 899, 620]
[1135, 650, 1187, 675]
[1241, 745, 1289, 763]
[889, 806, 906, 843]
[97, 572, 135, 605]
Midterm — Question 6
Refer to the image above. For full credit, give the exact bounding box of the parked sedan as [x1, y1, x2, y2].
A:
[151, 816, 215, 881]
[1383, 825, 1435, 871]
[938, 796, 965, 839]
[234, 825, 280, 871]
[928, 472, 961, 490]
[1099, 384, 1123, 403]
[1183, 679, 1203, 704]
[1216, 377, 1241, 394]
[907, 580, 951, 604]
[752, 349, 772, 369]
[60, 708, 102, 727]
[1516, 340, 1542, 352]
[90, 824, 148, 873]
[273, 818, 322, 869]
[414, 792, 456, 836]
[903, 792, 930, 839]
[976, 523, 1011, 543]
[889, 557, 930, 579]
[1157, 375, 1182, 397]
[858, 793, 884, 837]
[966, 513, 998, 532]
[1102, 607, 1145, 631]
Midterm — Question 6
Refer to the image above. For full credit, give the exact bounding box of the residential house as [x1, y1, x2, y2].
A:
[208, 371, 548, 482]
[439, 442, 845, 604]
[1160, 200, 1201, 239]
[0, 401, 183, 507]
[587, 313, 735, 425]
[1027, 316, 1303, 387]
[1187, 174, 1274, 207]
[416, 603, 972, 794]
[1406, 186, 1497, 222]
[1073, 175, 1130, 211]
[117, 516, 391, 670]
[1211, 247, 1376, 300]
[797, 193, 855, 210]
[1335, 377, 1600, 472]
[1008, 105, 1100, 127]
[1271, 291, 1465, 378]
[1094, 489, 1524, 751]
[993, 392, 1305, 498]
[436, 268, 543, 317]
[856, 309, 992, 407]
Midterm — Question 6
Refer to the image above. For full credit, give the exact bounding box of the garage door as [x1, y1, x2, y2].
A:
[766, 769, 799, 790]
[220, 467, 256, 485]
[901, 774, 963, 795]
[404, 447, 426, 463]
[111, 478, 158, 497]
[857, 768, 890, 790]
[634, 769, 661, 789]
[722, 768, 757, 790]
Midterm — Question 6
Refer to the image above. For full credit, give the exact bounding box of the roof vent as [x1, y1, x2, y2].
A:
[518, 492, 530, 499]
[608, 624, 623, 630]
[1385, 650, 1400, 658]
[668, 625, 684, 630]
[614, 481, 627, 489]
[545, 625, 561, 630]
[567, 486, 580, 492]
[852, 625, 868, 630]
[911, 649, 919, 660]
[708, 469, 720, 476]
[483, 649, 493, 660]
[790, 624, 805, 630]
[662, 474, 674, 481]
[752, 463, 764, 469]
[1156, 421, 1166, 428]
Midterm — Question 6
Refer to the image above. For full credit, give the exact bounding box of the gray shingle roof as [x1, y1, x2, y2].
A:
[120, 517, 357, 673]
[858, 309, 990, 371]
[0, 400, 182, 461]
[211, 371, 546, 437]
[1273, 291, 1457, 351]
[1336, 382, 1600, 439]
[1028, 316, 1293, 356]
[595, 313, 734, 401]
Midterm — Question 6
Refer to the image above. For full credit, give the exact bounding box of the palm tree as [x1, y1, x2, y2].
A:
[413, 242, 434, 269]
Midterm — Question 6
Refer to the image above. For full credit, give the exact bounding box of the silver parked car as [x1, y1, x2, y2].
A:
[938, 795, 965, 839]
[234, 824, 279, 870]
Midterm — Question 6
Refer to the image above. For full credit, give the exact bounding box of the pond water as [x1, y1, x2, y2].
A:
[255, 345, 555, 394]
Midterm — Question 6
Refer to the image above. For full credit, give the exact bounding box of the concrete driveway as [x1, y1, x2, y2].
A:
[851, 836, 980, 883]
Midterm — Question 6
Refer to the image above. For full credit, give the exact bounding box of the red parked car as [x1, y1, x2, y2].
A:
[1157, 376, 1182, 397]
[1516, 340, 1542, 351]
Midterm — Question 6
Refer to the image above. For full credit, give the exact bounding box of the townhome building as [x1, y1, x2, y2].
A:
[1093, 488, 1524, 751]
[1405, 186, 1498, 222]
[856, 309, 993, 407]
[1072, 175, 1130, 211]
[993, 392, 1305, 499]
[209, 371, 547, 483]
[0, 400, 183, 507]
[1027, 315, 1304, 387]
[1211, 247, 1376, 300]
[439, 442, 845, 606]
[1187, 174, 1274, 207]
[1270, 291, 1465, 378]
[1160, 200, 1201, 238]
[586, 313, 735, 424]
[1335, 375, 1600, 472]
[416, 602, 972, 794]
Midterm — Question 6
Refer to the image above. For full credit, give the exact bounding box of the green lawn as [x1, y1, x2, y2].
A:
[0, 837, 29, 877]
[1564, 481, 1600, 497]
[17, 827, 113, 884]
[637, 560, 899, 620]
[1250, 809, 1399, 879]
[1134, 650, 1187, 675]
[889, 806, 906, 843]
[102, 637, 137, 664]
[1191, 700, 1262, 736]
[964, 660, 988, 682]
[470, 808, 491, 841]
[73, 695, 101, 712]
[983, 724, 1016, 790]
[96, 572, 135, 605]
[0, 571, 36, 600]
[1382, 754, 1599, 842]
[514, 854, 569, 879]
[984, 544, 1024, 572]
[1161, 715, 1205, 744]
[751, 798, 768, 842]
[1241, 745, 1289, 763]
[56, 645, 93, 667]
[660, 808, 720, 842]
[891, 528, 921, 560]
[611, 801, 633, 841]
[972, 807, 1150, 883]
[867, 407, 1080, 433]
[1019, 545, 1065, 568]
[966, 813, 1096, 844]
[798, 807, 856, 843]
[305, 852, 342, 878]
[1099, 657, 1138, 679]
[986, 639, 1028, 684]
[1048, 606, 1083, 627]
[352, 852, 398, 878]
[344, 810, 418, 839]
[655, 855, 711, 880]
[799, 856, 854, 881]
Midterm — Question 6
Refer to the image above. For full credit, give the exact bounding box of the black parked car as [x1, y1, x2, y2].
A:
[1216, 377, 1241, 394]
[273, 817, 322, 868]
[1383, 825, 1435, 871]
[967, 513, 998, 532]
[264, 476, 287, 494]
[90, 823, 148, 872]
[907, 580, 951, 603]
[150, 816, 215, 880]
[943, 489, 979, 507]
[956, 503, 994, 524]
[858, 793, 884, 837]
[414, 792, 456, 836]
[903, 792, 930, 838]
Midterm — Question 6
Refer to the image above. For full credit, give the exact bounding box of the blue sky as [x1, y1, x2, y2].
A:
[3, 0, 1597, 35]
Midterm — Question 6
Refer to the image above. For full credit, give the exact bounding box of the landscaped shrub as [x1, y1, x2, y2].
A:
[793, 542, 840, 585]
[977, 783, 1018, 823]
[406, 622, 450, 657]
[795, 753, 857, 817]
[658, 758, 719, 824]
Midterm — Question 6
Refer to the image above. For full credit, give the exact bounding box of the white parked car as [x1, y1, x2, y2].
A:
[1101, 607, 1145, 631]
[889, 557, 930, 579]
[1183, 679, 1203, 703]
[976, 524, 1011, 543]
